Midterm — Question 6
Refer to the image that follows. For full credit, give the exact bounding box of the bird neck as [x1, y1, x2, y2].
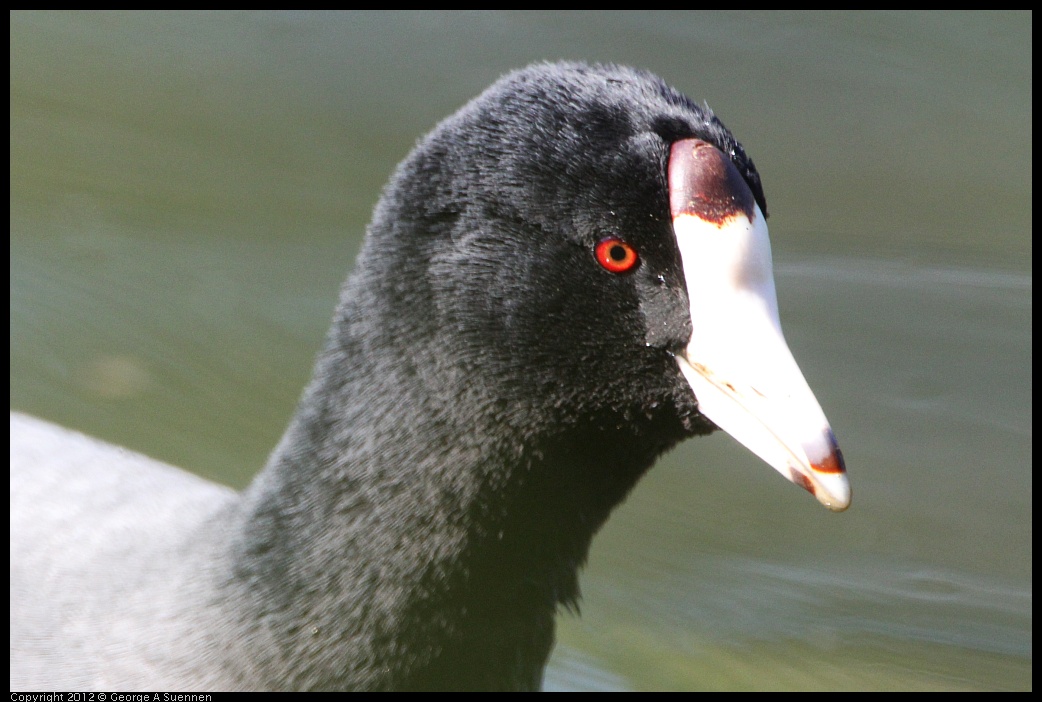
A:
[219, 304, 675, 690]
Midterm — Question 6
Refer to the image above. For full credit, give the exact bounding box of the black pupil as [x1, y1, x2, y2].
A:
[610, 245, 626, 261]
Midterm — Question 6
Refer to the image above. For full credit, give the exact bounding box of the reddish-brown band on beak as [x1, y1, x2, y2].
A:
[668, 139, 850, 511]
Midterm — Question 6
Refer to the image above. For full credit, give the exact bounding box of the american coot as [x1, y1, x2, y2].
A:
[9, 62, 849, 691]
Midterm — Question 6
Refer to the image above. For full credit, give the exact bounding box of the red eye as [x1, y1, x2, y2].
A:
[594, 238, 639, 274]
